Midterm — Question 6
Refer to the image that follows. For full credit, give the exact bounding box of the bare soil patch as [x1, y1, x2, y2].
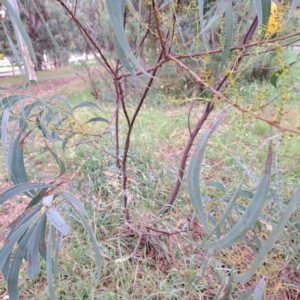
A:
[7, 74, 87, 98]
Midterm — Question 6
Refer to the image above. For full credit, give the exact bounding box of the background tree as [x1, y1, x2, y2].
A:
[7, 0, 37, 79]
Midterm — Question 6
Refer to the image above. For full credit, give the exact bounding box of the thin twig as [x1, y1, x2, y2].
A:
[152, 0, 166, 57]
[118, 30, 300, 79]
[168, 54, 300, 135]
[56, 0, 116, 77]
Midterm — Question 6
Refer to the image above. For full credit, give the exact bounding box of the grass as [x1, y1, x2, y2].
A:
[1, 51, 300, 299]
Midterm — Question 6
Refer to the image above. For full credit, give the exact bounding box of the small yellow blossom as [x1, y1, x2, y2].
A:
[266, 2, 282, 38]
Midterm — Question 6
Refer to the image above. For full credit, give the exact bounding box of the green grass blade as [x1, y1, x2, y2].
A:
[188, 106, 231, 231]
[235, 184, 300, 283]
[215, 270, 234, 299]
[75, 210, 102, 284]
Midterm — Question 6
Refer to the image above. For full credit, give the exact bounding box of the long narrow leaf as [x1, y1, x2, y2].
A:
[60, 192, 87, 216]
[72, 101, 101, 111]
[286, 0, 299, 24]
[9, 129, 32, 193]
[200, 179, 246, 245]
[0, 183, 54, 205]
[1, 204, 42, 279]
[253, 276, 266, 300]
[2, 22, 24, 76]
[86, 117, 109, 124]
[46, 208, 70, 235]
[106, 0, 150, 77]
[114, 36, 136, 77]
[2, 0, 37, 65]
[19, 101, 43, 129]
[219, 4, 233, 74]
[7, 218, 41, 300]
[0, 95, 29, 109]
[197, 0, 205, 32]
[27, 213, 47, 277]
[201, 0, 232, 33]
[44, 141, 66, 177]
[255, 0, 271, 37]
[1, 108, 10, 165]
[200, 142, 272, 250]
[188, 106, 231, 231]
[254, 0, 263, 25]
[7, 123, 17, 184]
[26, 188, 49, 208]
[47, 225, 59, 300]
[235, 184, 300, 283]
[51, 95, 72, 113]
[0, 214, 38, 270]
[237, 290, 253, 300]
[31, 0, 62, 63]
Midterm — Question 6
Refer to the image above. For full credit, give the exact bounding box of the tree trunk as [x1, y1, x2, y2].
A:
[8, 0, 37, 81]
